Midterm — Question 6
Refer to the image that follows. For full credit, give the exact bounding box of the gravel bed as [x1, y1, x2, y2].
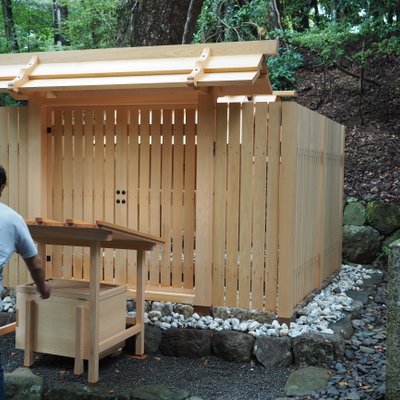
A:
[1, 330, 291, 399]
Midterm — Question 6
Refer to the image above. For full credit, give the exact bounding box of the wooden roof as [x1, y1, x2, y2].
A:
[26, 218, 165, 250]
[0, 40, 278, 98]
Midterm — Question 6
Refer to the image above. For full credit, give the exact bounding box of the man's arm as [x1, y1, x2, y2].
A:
[23, 255, 51, 299]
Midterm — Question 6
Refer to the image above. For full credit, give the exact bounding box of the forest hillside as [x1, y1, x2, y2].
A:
[0, 0, 399, 204]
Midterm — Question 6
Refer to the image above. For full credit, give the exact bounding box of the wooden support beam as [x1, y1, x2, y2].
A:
[74, 305, 85, 375]
[8, 55, 39, 92]
[0, 322, 16, 336]
[187, 47, 210, 88]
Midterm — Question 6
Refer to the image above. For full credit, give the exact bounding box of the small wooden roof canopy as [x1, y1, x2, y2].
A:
[0, 40, 281, 103]
[26, 217, 165, 250]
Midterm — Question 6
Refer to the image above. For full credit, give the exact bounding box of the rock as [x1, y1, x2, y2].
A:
[343, 202, 366, 226]
[211, 306, 276, 324]
[159, 328, 211, 358]
[342, 225, 382, 264]
[366, 200, 400, 235]
[292, 333, 345, 366]
[345, 289, 371, 305]
[123, 385, 190, 400]
[173, 304, 194, 318]
[4, 368, 43, 400]
[211, 331, 255, 362]
[151, 301, 173, 317]
[126, 299, 136, 312]
[125, 325, 162, 355]
[284, 366, 329, 396]
[253, 336, 293, 367]
[329, 314, 354, 339]
[383, 228, 400, 252]
[45, 383, 116, 400]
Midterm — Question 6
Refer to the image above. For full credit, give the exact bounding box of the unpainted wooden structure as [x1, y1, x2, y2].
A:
[0, 41, 345, 318]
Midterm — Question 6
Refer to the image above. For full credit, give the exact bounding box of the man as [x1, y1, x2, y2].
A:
[0, 165, 51, 400]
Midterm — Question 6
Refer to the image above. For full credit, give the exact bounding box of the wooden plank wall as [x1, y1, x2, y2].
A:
[212, 102, 280, 310]
[278, 102, 344, 317]
[0, 107, 29, 288]
[45, 107, 197, 292]
[1, 103, 344, 317]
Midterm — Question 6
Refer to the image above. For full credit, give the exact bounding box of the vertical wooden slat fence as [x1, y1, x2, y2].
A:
[1, 102, 344, 318]
[0, 107, 29, 288]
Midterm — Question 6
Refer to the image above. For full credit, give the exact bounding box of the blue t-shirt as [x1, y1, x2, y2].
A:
[0, 202, 38, 290]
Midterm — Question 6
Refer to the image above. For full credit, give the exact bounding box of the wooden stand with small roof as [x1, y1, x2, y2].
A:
[16, 218, 164, 384]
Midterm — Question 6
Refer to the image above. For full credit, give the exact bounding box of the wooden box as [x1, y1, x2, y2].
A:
[16, 279, 126, 359]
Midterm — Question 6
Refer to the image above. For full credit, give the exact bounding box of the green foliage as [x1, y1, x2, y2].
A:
[267, 31, 303, 90]
[194, 0, 270, 43]
[65, 0, 118, 49]
[0, 0, 54, 53]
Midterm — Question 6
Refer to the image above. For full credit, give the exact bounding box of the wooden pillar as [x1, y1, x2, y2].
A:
[195, 93, 215, 307]
[27, 97, 47, 218]
[135, 249, 145, 354]
[278, 102, 298, 318]
[88, 243, 100, 383]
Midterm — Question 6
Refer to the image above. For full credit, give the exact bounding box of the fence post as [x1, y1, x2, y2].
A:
[195, 93, 215, 306]
[386, 239, 400, 399]
[278, 102, 298, 318]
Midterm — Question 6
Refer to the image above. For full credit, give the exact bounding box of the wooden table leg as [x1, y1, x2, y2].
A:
[135, 250, 145, 355]
[24, 299, 35, 367]
[88, 243, 100, 384]
[74, 305, 85, 375]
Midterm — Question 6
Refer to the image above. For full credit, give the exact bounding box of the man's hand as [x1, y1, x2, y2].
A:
[39, 281, 51, 299]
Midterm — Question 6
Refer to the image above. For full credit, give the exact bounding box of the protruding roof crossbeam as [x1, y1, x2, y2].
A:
[8, 55, 39, 92]
[187, 47, 211, 88]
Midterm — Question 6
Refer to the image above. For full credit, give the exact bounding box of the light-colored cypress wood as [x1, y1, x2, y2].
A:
[127, 109, 139, 286]
[115, 109, 128, 284]
[225, 103, 240, 307]
[172, 109, 184, 287]
[213, 104, 228, 306]
[104, 108, 115, 283]
[278, 102, 297, 318]
[238, 103, 253, 308]
[63, 110, 73, 279]
[252, 103, 268, 310]
[82, 110, 94, 280]
[72, 110, 84, 280]
[149, 109, 161, 285]
[161, 109, 173, 287]
[183, 109, 196, 289]
[195, 94, 214, 306]
[52, 110, 63, 279]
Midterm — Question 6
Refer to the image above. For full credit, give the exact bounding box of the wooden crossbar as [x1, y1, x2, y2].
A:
[8, 55, 39, 92]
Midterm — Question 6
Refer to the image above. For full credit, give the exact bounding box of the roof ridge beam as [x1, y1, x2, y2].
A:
[8, 55, 39, 92]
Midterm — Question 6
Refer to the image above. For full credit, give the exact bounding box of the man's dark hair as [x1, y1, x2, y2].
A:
[0, 165, 7, 186]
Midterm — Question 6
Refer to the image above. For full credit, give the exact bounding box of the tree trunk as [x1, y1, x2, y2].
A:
[53, 0, 69, 46]
[117, 0, 203, 47]
[182, 0, 204, 44]
[1, 0, 19, 52]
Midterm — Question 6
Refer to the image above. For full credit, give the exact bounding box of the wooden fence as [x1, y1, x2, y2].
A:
[0, 102, 344, 317]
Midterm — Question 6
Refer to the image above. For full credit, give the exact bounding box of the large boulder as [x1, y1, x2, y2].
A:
[285, 366, 329, 397]
[45, 383, 116, 400]
[292, 333, 345, 366]
[4, 368, 43, 400]
[253, 336, 293, 368]
[366, 201, 400, 235]
[342, 225, 382, 264]
[159, 328, 211, 358]
[123, 385, 190, 400]
[383, 228, 400, 252]
[343, 202, 366, 226]
[211, 331, 255, 362]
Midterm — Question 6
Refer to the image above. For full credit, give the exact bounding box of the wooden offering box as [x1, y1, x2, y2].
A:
[16, 279, 126, 360]
[17, 218, 164, 383]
